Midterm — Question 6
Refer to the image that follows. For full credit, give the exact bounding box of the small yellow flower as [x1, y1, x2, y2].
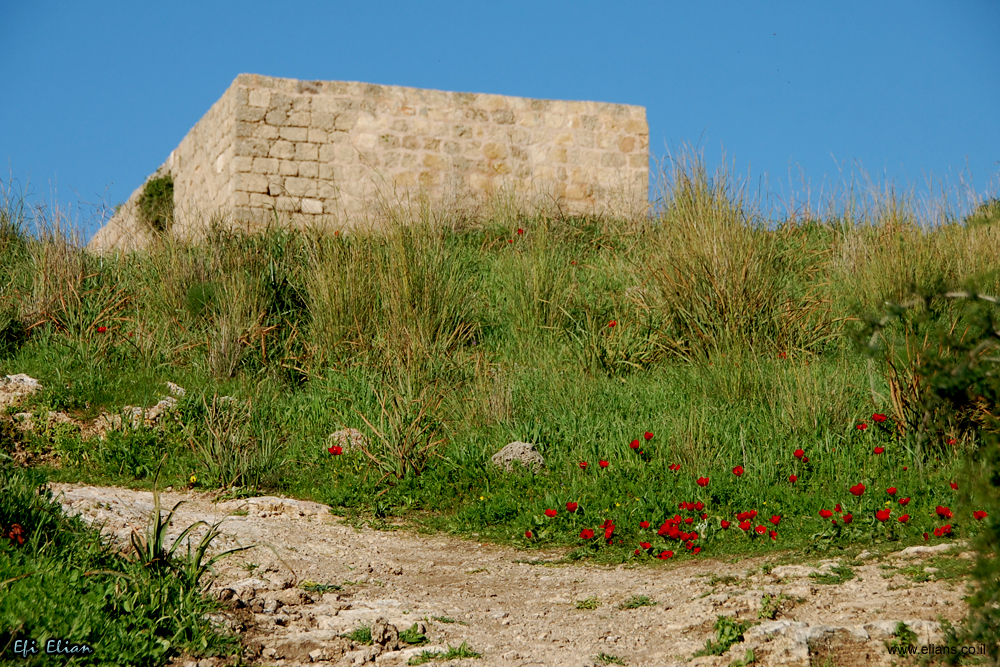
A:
[479, 496, 484, 500]
[885, 501, 892, 507]
[615, 502, 621, 507]
[190, 475, 197, 484]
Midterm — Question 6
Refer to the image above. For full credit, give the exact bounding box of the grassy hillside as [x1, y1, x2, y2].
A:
[2, 159, 999, 556]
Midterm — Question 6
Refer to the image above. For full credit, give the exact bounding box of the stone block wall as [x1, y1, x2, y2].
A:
[89, 74, 648, 250]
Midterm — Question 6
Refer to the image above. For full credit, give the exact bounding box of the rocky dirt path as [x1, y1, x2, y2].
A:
[49, 483, 970, 667]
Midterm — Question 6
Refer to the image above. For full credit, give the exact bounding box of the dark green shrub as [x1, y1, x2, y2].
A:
[964, 198, 1000, 228]
[0, 312, 28, 359]
[137, 174, 174, 233]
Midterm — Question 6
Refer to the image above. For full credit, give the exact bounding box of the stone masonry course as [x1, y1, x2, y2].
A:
[89, 74, 648, 250]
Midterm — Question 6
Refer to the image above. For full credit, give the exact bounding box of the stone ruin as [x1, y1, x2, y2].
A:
[88, 74, 648, 251]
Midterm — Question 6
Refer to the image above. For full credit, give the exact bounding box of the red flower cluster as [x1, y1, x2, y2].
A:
[668, 463, 681, 472]
[580, 528, 595, 539]
[732, 465, 744, 477]
[566, 502, 578, 513]
[819, 509, 833, 519]
[899, 497, 910, 506]
[876, 509, 891, 522]
[96, 326, 108, 333]
[973, 511, 988, 521]
[949, 482, 958, 490]
[933, 524, 953, 537]
[696, 477, 709, 488]
[657, 515, 699, 551]
[842, 514, 854, 524]
[639, 521, 650, 529]
[600, 519, 615, 543]
[736, 509, 758, 521]
[794, 449, 805, 459]
[857, 423, 868, 430]
[608, 320, 617, 328]
[849, 483, 866, 496]
[936, 505, 953, 519]
[872, 413, 887, 423]
[544, 509, 557, 518]
[679, 501, 704, 511]
[328, 445, 343, 456]
[644, 432, 654, 441]
[898, 514, 909, 523]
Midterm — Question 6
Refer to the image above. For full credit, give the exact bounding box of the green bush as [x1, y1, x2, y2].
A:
[137, 174, 174, 233]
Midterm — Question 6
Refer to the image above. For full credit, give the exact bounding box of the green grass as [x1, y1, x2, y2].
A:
[575, 596, 600, 610]
[596, 653, 626, 665]
[809, 564, 856, 585]
[341, 624, 372, 645]
[408, 642, 481, 665]
[694, 615, 753, 657]
[617, 595, 656, 610]
[2, 157, 1000, 663]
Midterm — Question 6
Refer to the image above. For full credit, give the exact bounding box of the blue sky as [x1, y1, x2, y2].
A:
[2, 1, 998, 239]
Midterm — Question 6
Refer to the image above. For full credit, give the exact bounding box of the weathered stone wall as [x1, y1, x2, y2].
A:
[89, 74, 648, 250]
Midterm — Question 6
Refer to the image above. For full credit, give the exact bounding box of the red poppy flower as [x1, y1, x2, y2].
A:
[831, 517, 838, 524]
[639, 521, 650, 529]
[644, 431, 653, 441]
[887, 487, 897, 495]
[789, 474, 798, 483]
[947, 438, 957, 446]
[696, 477, 709, 487]
[580, 529, 594, 539]
[97, 326, 108, 333]
[689, 532, 698, 540]
[903, 466, 908, 470]
[849, 483, 866, 496]
[876, 509, 891, 522]
[544, 509, 557, 518]
[599, 460, 609, 468]
[923, 532, 929, 540]
[517, 228, 524, 235]
[803, 456, 809, 463]
[873, 447, 884, 454]
[694, 501, 704, 511]
[507, 239, 514, 243]
[732, 465, 744, 477]
[669, 463, 681, 472]
[684, 540, 694, 549]
[566, 502, 578, 513]
[934, 524, 953, 537]
[898, 514, 909, 523]
[626, 439, 639, 451]
[793, 449, 805, 459]
[936, 505, 953, 519]
[739, 520, 751, 531]
[693, 547, 701, 554]
[659, 550, 673, 560]
[640, 541, 651, 550]
[754, 525, 766, 535]
[525, 530, 533, 538]
[835, 504, 842, 513]
[857, 423, 868, 430]
[328, 446, 343, 456]
[899, 497, 910, 506]
[778, 351, 787, 359]
[701, 513, 708, 519]
[769, 515, 781, 526]
[949, 482, 958, 490]
[769, 530, 777, 540]
[748, 510, 758, 519]
[842, 513, 853, 524]
[819, 509, 833, 519]
[634, 549, 641, 555]
[720, 520, 731, 529]
[579, 461, 588, 469]
[684, 517, 693, 525]
[608, 320, 617, 328]
[872, 413, 887, 423]
[973, 511, 988, 521]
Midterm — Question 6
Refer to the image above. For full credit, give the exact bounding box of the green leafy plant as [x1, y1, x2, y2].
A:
[695, 615, 752, 657]
[342, 624, 373, 645]
[576, 596, 600, 610]
[137, 174, 174, 233]
[885, 621, 918, 654]
[596, 653, 626, 666]
[758, 593, 791, 620]
[399, 623, 429, 646]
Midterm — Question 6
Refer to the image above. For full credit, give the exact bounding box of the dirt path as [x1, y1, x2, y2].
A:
[46, 483, 970, 667]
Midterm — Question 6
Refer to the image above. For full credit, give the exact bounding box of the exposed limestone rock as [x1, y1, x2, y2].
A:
[490, 441, 545, 473]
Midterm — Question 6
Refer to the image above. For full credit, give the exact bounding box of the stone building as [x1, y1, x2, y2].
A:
[88, 74, 648, 250]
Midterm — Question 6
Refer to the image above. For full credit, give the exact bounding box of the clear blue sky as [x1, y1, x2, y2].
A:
[2, 1, 998, 239]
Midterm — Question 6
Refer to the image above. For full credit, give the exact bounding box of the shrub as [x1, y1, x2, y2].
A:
[137, 174, 174, 233]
